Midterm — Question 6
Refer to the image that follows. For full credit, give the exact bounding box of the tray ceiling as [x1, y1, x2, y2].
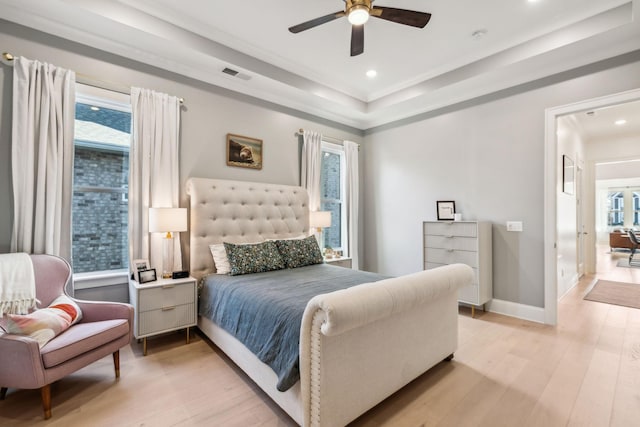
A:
[1, 0, 639, 130]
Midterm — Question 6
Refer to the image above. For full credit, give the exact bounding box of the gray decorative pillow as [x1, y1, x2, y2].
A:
[275, 235, 324, 269]
[224, 241, 286, 276]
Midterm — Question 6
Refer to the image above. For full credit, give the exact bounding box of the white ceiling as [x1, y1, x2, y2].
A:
[572, 99, 640, 141]
[1, 0, 640, 130]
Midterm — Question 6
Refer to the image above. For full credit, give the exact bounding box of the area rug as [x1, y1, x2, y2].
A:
[584, 280, 640, 309]
[617, 258, 640, 268]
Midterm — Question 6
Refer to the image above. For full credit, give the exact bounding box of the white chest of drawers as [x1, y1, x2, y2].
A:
[128, 276, 197, 355]
[423, 221, 492, 316]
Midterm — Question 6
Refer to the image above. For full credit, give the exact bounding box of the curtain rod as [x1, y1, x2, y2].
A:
[2, 52, 185, 104]
[297, 128, 360, 147]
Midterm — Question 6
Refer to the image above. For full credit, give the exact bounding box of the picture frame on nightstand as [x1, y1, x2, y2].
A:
[133, 259, 150, 271]
[138, 268, 157, 284]
[133, 258, 150, 282]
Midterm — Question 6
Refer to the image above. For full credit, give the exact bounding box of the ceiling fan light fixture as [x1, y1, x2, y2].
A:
[348, 6, 370, 25]
[288, 0, 431, 56]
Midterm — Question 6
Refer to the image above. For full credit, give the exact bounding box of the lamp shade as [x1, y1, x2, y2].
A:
[310, 211, 332, 229]
[148, 208, 187, 233]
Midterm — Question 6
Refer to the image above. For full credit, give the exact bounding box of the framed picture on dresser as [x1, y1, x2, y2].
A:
[436, 200, 456, 220]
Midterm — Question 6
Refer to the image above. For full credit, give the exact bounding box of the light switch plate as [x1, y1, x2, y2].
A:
[507, 221, 523, 232]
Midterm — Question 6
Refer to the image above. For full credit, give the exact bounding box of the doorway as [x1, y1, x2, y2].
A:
[544, 88, 640, 325]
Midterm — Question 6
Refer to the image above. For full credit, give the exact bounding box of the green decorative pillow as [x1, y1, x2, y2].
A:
[275, 235, 324, 269]
[224, 241, 286, 276]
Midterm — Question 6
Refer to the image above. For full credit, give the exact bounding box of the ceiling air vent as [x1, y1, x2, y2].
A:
[222, 67, 252, 81]
[222, 67, 239, 76]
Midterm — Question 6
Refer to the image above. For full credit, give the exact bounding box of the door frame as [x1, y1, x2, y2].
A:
[544, 88, 640, 325]
[576, 162, 585, 278]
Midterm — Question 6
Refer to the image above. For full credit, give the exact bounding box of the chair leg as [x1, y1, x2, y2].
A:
[41, 384, 51, 420]
[0, 387, 7, 400]
[113, 350, 120, 378]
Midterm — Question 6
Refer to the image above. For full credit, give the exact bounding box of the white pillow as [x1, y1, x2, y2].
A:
[209, 244, 231, 275]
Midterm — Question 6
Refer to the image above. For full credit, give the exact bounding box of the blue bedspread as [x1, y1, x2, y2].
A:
[199, 263, 386, 391]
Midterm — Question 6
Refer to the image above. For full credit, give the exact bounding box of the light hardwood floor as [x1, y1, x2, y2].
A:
[1, 247, 639, 426]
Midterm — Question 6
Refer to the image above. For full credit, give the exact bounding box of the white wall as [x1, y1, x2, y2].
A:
[363, 58, 640, 308]
[596, 160, 640, 180]
[587, 135, 640, 160]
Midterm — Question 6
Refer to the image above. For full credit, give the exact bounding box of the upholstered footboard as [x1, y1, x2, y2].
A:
[299, 263, 473, 427]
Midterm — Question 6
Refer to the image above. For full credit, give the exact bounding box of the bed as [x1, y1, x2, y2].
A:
[186, 177, 473, 427]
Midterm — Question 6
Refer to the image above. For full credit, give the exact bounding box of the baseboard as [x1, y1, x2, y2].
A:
[486, 298, 546, 324]
[558, 275, 581, 301]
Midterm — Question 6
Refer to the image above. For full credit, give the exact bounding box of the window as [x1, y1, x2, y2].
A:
[606, 191, 624, 227]
[72, 85, 131, 274]
[634, 191, 640, 226]
[320, 142, 346, 253]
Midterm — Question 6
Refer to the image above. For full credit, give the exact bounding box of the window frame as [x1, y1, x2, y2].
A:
[634, 191, 640, 226]
[607, 191, 624, 227]
[72, 84, 132, 287]
[320, 141, 347, 254]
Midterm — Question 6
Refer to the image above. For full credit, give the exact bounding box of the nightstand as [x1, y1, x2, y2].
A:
[128, 276, 197, 356]
[325, 256, 353, 269]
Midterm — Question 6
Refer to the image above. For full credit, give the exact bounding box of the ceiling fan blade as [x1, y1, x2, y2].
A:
[371, 7, 431, 28]
[289, 11, 346, 33]
[351, 25, 364, 57]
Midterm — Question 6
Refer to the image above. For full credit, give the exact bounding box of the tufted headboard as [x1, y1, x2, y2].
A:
[186, 177, 310, 280]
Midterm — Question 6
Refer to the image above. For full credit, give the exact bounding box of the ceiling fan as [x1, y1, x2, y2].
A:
[288, 0, 432, 57]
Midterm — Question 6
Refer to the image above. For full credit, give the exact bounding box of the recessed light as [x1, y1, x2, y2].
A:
[615, 119, 627, 125]
[90, 106, 100, 111]
[366, 69, 377, 78]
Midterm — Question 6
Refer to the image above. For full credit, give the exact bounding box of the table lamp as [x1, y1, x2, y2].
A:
[309, 210, 332, 250]
[149, 207, 187, 278]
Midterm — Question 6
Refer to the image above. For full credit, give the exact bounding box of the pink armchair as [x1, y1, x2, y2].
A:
[0, 254, 133, 419]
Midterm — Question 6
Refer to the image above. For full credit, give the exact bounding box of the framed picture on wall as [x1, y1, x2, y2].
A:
[226, 133, 263, 170]
[563, 155, 574, 195]
[436, 201, 456, 220]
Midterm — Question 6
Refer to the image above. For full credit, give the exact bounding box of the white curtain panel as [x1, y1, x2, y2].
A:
[129, 87, 182, 274]
[11, 57, 76, 261]
[301, 130, 322, 211]
[344, 140, 359, 269]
